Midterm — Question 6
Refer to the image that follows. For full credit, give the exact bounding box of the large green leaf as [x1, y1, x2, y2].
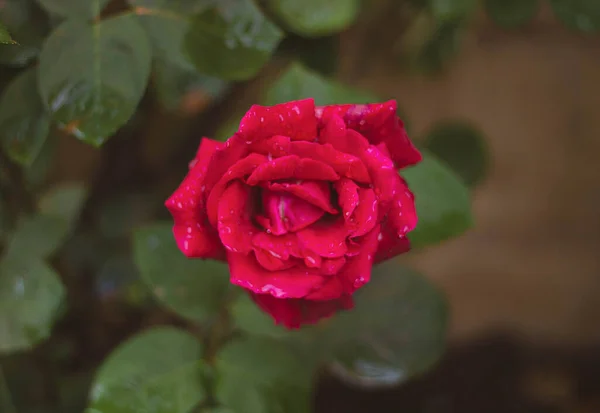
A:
[0, 0, 48, 66]
[38, 182, 89, 226]
[0, 257, 65, 353]
[0, 67, 50, 166]
[265, 0, 360, 37]
[0, 22, 15, 44]
[231, 293, 291, 339]
[133, 223, 230, 323]
[549, 0, 600, 33]
[215, 337, 312, 413]
[184, 0, 284, 80]
[264, 62, 377, 106]
[153, 60, 229, 112]
[423, 120, 489, 188]
[402, 149, 473, 248]
[484, 0, 539, 28]
[4, 215, 70, 260]
[38, 14, 152, 146]
[324, 264, 448, 388]
[35, 0, 111, 20]
[86, 327, 205, 413]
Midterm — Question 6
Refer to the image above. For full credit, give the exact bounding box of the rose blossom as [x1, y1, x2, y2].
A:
[166, 98, 421, 328]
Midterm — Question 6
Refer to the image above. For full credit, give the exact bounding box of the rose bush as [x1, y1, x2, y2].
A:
[166, 98, 422, 328]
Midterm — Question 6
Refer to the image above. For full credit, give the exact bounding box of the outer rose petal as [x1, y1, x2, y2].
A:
[239, 99, 317, 143]
[246, 155, 339, 185]
[250, 293, 354, 329]
[227, 252, 324, 299]
[316, 100, 422, 169]
[217, 181, 258, 253]
[166, 138, 225, 260]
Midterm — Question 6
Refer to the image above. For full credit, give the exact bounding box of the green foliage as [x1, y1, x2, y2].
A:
[215, 336, 312, 413]
[423, 120, 489, 188]
[38, 15, 152, 146]
[231, 293, 292, 339]
[86, 327, 205, 413]
[402, 149, 473, 249]
[133, 223, 230, 323]
[184, 0, 284, 80]
[324, 264, 448, 387]
[0, 67, 50, 166]
[0, 22, 15, 44]
[549, 0, 600, 33]
[35, 0, 111, 21]
[485, 0, 539, 28]
[265, 0, 360, 37]
[429, 0, 477, 22]
[0, 0, 48, 67]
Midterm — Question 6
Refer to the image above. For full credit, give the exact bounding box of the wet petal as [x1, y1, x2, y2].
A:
[165, 138, 225, 259]
[297, 217, 349, 258]
[305, 276, 345, 300]
[348, 187, 378, 237]
[260, 191, 325, 235]
[318, 113, 347, 147]
[321, 257, 347, 275]
[250, 293, 354, 329]
[388, 178, 418, 238]
[289, 141, 370, 183]
[252, 232, 301, 260]
[374, 222, 411, 263]
[206, 153, 268, 227]
[217, 181, 258, 253]
[250, 134, 292, 157]
[254, 249, 297, 271]
[246, 155, 339, 185]
[228, 252, 324, 299]
[334, 178, 359, 220]
[238, 99, 317, 143]
[267, 180, 337, 214]
[203, 134, 249, 194]
[337, 224, 380, 294]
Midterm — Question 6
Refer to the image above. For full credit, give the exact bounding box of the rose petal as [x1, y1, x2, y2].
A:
[388, 178, 418, 237]
[217, 181, 258, 253]
[261, 191, 326, 235]
[206, 153, 268, 227]
[228, 252, 324, 299]
[252, 232, 301, 260]
[254, 249, 297, 271]
[289, 141, 370, 183]
[319, 116, 369, 154]
[250, 134, 292, 157]
[250, 293, 354, 329]
[321, 257, 347, 275]
[246, 155, 339, 185]
[297, 217, 349, 258]
[374, 222, 411, 263]
[316, 101, 422, 169]
[349, 187, 378, 237]
[166, 138, 225, 259]
[202, 134, 249, 194]
[338, 224, 381, 294]
[238, 99, 317, 143]
[318, 113, 347, 147]
[304, 276, 345, 300]
[267, 180, 337, 214]
[334, 178, 359, 220]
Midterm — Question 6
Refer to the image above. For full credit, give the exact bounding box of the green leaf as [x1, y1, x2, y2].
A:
[263, 62, 378, 106]
[184, 0, 284, 81]
[38, 14, 152, 146]
[0, 258, 65, 353]
[0, 196, 8, 241]
[0, 0, 48, 66]
[127, 0, 212, 70]
[215, 337, 312, 413]
[86, 327, 205, 413]
[0, 22, 15, 44]
[35, 0, 111, 20]
[265, 0, 360, 37]
[5, 214, 70, 260]
[325, 264, 448, 388]
[231, 293, 291, 339]
[549, 0, 600, 33]
[23, 132, 57, 189]
[402, 149, 473, 248]
[153, 60, 229, 112]
[38, 182, 88, 226]
[133, 223, 230, 323]
[430, 0, 477, 22]
[423, 120, 488, 188]
[484, 0, 539, 28]
[0, 67, 50, 166]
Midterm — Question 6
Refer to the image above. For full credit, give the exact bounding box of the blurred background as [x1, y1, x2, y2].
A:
[1, 0, 600, 412]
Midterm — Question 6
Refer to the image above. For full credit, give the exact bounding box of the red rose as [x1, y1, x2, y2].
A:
[166, 99, 421, 328]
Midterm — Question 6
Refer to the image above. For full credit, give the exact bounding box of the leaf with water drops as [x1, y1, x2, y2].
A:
[153, 60, 230, 113]
[0, 257, 65, 354]
[265, 0, 360, 37]
[402, 149, 473, 249]
[0, 23, 15, 44]
[86, 327, 205, 413]
[35, 0, 111, 20]
[184, 0, 284, 80]
[324, 264, 448, 388]
[0, 0, 48, 67]
[0, 67, 50, 166]
[215, 336, 313, 413]
[133, 223, 230, 323]
[263, 62, 377, 106]
[484, 0, 539, 28]
[549, 0, 600, 33]
[423, 120, 489, 188]
[37, 14, 152, 146]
